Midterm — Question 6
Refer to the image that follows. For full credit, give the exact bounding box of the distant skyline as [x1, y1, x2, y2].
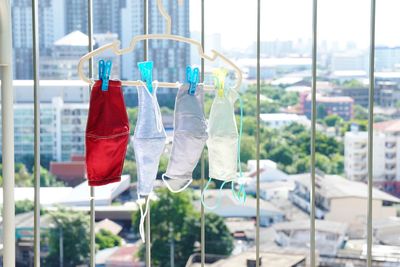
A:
[189, 0, 400, 51]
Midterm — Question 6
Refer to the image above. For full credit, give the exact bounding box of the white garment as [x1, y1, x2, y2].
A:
[207, 88, 239, 181]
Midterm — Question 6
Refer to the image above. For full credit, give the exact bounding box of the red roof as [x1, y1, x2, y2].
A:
[50, 161, 85, 180]
[374, 120, 400, 133]
[71, 154, 85, 161]
[106, 244, 144, 267]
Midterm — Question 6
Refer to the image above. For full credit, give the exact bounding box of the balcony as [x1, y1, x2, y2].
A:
[385, 163, 396, 171]
[385, 142, 396, 149]
[385, 153, 396, 160]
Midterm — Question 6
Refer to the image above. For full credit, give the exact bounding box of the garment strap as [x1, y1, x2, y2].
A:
[200, 178, 229, 210]
[232, 94, 246, 204]
[161, 174, 193, 193]
[137, 193, 152, 242]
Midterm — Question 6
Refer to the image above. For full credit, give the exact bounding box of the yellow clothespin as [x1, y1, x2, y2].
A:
[213, 68, 228, 97]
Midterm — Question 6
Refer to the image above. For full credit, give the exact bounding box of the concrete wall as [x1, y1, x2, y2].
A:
[326, 197, 397, 225]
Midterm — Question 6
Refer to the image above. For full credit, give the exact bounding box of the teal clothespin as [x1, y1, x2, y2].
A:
[138, 61, 154, 94]
[98, 60, 104, 80]
[186, 66, 199, 95]
[98, 59, 112, 91]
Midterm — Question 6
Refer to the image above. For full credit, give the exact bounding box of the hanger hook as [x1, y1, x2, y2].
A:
[156, 0, 172, 35]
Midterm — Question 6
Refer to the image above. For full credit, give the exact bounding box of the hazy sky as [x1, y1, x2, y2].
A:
[189, 0, 400, 50]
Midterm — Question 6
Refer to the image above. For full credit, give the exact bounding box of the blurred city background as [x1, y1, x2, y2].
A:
[1, 0, 400, 266]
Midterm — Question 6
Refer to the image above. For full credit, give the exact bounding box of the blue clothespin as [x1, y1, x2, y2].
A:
[186, 66, 199, 95]
[98, 60, 105, 80]
[98, 59, 112, 91]
[138, 61, 154, 94]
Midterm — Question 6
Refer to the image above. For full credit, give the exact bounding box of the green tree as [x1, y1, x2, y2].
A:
[279, 91, 299, 107]
[317, 104, 327, 118]
[127, 108, 138, 134]
[343, 79, 364, 88]
[40, 166, 64, 187]
[15, 200, 34, 214]
[95, 229, 122, 250]
[354, 105, 368, 120]
[323, 114, 343, 127]
[123, 160, 137, 182]
[132, 189, 233, 266]
[125, 142, 135, 161]
[157, 155, 169, 178]
[240, 134, 256, 163]
[268, 145, 293, 165]
[182, 213, 234, 256]
[45, 209, 90, 267]
[15, 163, 32, 187]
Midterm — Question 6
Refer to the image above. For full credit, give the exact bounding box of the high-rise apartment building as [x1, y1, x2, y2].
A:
[11, 0, 64, 79]
[121, 0, 190, 82]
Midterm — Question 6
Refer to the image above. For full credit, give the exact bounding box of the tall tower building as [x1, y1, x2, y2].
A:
[11, 0, 62, 79]
[121, 0, 190, 82]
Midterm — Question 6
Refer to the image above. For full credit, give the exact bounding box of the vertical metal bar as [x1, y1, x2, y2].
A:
[367, 0, 376, 266]
[255, 0, 261, 266]
[32, 0, 41, 265]
[143, 0, 151, 266]
[310, 0, 318, 266]
[200, 0, 205, 266]
[59, 227, 64, 267]
[169, 224, 175, 267]
[87, 0, 95, 266]
[0, 0, 15, 266]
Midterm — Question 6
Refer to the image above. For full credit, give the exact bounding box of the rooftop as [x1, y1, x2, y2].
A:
[95, 218, 123, 235]
[270, 77, 304, 86]
[374, 119, 400, 133]
[238, 57, 311, 68]
[0, 175, 131, 207]
[105, 244, 144, 266]
[260, 113, 309, 122]
[194, 189, 283, 218]
[306, 93, 354, 103]
[205, 251, 306, 267]
[60, 175, 131, 206]
[292, 174, 400, 203]
[273, 219, 347, 235]
[331, 70, 367, 77]
[0, 187, 73, 206]
[50, 161, 85, 179]
[54, 31, 94, 47]
[285, 85, 311, 93]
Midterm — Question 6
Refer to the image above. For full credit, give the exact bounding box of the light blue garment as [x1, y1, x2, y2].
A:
[133, 80, 166, 242]
[133, 81, 166, 196]
[162, 84, 208, 192]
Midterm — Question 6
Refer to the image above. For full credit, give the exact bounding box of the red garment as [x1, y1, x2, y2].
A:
[85, 80, 130, 186]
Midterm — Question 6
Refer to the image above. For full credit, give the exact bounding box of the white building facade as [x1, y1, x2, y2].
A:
[345, 121, 400, 196]
[0, 97, 88, 162]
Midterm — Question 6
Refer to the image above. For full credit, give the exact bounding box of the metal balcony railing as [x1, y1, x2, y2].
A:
[0, 0, 378, 267]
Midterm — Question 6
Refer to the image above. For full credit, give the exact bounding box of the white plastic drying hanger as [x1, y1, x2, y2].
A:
[77, 0, 243, 91]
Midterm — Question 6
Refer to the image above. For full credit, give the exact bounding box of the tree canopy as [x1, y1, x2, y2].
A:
[45, 209, 90, 267]
[95, 229, 122, 250]
[132, 189, 233, 266]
